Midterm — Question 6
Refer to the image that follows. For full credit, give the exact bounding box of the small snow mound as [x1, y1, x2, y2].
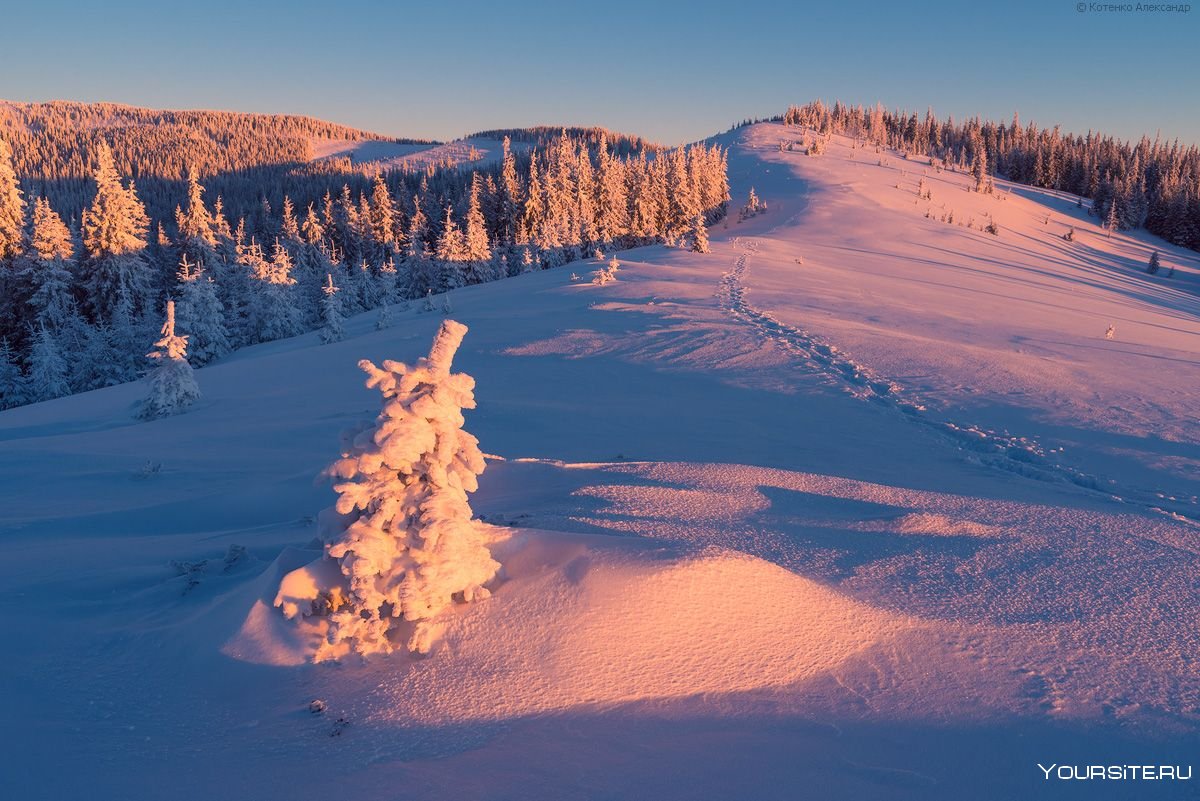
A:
[222, 547, 333, 666]
[892, 513, 1002, 538]
[365, 531, 913, 724]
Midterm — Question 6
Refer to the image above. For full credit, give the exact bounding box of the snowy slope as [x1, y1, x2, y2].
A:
[2, 123, 1198, 801]
[310, 138, 434, 163]
[311, 136, 525, 170]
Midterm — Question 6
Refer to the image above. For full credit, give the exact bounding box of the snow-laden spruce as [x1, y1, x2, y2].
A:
[137, 300, 201, 420]
[277, 320, 499, 657]
[319, 273, 344, 344]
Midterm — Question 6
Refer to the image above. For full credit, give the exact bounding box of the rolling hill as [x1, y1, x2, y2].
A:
[1, 120, 1198, 800]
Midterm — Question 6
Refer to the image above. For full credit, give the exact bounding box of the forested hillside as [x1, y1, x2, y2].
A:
[0, 105, 730, 409]
[780, 100, 1200, 250]
[0, 100, 431, 222]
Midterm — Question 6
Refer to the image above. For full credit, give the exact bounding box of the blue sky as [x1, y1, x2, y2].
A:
[1, 0, 1197, 146]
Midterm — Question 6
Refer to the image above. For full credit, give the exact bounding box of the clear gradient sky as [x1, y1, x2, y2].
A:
[1, 0, 1197, 146]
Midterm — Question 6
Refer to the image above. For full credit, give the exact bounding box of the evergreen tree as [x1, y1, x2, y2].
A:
[971, 132, 989, 193]
[28, 325, 69, 402]
[251, 240, 304, 342]
[175, 165, 216, 265]
[1147, 250, 1161, 274]
[137, 300, 201, 419]
[109, 287, 148, 380]
[0, 338, 27, 409]
[690, 213, 710, 253]
[175, 256, 230, 365]
[464, 174, 491, 264]
[319, 273, 344, 344]
[377, 257, 399, 304]
[597, 134, 629, 244]
[521, 159, 545, 245]
[250, 196, 275, 245]
[0, 136, 25, 262]
[499, 136, 521, 243]
[0, 137, 29, 349]
[667, 148, 699, 243]
[436, 204, 465, 262]
[376, 258, 401, 330]
[22, 197, 77, 332]
[404, 195, 428, 260]
[78, 322, 129, 391]
[282, 320, 498, 656]
[278, 196, 301, 244]
[301, 202, 325, 247]
[81, 141, 151, 322]
[368, 174, 396, 257]
[436, 205, 466, 291]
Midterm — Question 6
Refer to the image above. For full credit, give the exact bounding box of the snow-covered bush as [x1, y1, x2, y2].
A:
[591, 256, 621, 285]
[278, 320, 499, 657]
[137, 300, 200, 420]
[739, 187, 767, 220]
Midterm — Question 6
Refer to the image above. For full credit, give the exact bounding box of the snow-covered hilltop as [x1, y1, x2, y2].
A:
[2, 119, 1198, 801]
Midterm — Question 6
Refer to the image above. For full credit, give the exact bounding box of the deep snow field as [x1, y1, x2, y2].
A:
[2, 122, 1198, 800]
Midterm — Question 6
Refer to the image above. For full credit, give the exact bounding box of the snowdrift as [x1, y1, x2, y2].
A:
[228, 529, 912, 723]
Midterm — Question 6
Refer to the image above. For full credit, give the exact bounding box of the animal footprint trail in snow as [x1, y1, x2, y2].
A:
[718, 240, 1199, 527]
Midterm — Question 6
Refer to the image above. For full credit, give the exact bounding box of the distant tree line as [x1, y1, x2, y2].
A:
[782, 101, 1200, 250]
[0, 100, 436, 225]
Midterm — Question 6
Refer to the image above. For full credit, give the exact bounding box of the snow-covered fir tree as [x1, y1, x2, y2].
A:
[376, 258, 400, 330]
[0, 338, 28, 409]
[81, 141, 151, 322]
[175, 165, 216, 265]
[137, 300, 200, 420]
[368, 174, 397, 260]
[319, 273, 344, 344]
[247, 240, 304, 342]
[690, 213, 710, 253]
[78, 323, 130, 391]
[278, 196, 301, 244]
[740, 187, 766, 220]
[435, 205, 468, 291]
[498, 136, 521, 243]
[464, 174, 492, 264]
[0, 136, 25, 264]
[0, 137, 27, 351]
[436, 205, 465, 262]
[971, 134, 989, 193]
[175, 256, 230, 365]
[282, 320, 498, 657]
[22, 197, 78, 333]
[28, 325, 70, 403]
